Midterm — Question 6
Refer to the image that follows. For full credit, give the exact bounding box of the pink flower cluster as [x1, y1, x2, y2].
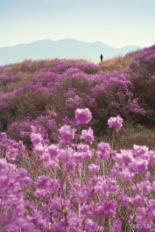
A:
[0, 56, 147, 137]
[75, 108, 92, 125]
[107, 115, 123, 132]
[0, 108, 155, 231]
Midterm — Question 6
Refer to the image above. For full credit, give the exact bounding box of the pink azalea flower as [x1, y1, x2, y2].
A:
[107, 115, 123, 132]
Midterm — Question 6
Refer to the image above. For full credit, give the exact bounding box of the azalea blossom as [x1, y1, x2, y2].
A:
[75, 108, 92, 125]
[107, 115, 123, 132]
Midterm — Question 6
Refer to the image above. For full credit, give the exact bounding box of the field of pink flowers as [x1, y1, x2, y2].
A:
[0, 45, 155, 231]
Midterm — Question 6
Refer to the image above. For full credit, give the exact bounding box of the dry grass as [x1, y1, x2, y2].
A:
[99, 52, 136, 73]
[104, 125, 155, 150]
[8, 74, 32, 91]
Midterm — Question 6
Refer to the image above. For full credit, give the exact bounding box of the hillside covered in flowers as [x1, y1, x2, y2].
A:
[0, 45, 155, 231]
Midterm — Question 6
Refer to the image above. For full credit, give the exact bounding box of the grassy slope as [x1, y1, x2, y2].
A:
[100, 51, 155, 149]
[1, 51, 155, 150]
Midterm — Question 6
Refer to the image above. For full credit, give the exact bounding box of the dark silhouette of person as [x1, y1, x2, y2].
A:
[100, 54, 103, 62]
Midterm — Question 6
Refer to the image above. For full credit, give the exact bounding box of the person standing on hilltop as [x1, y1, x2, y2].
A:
[100, 54, 103, 62]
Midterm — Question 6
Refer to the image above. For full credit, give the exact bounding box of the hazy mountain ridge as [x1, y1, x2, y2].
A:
[0, 39, 140, 65]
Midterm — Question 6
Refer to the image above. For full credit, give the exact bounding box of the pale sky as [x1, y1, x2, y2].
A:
[0, 0, 155, 48]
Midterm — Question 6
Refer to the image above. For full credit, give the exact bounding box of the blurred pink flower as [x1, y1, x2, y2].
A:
[80, 127, 94, 144]
[107, 115, 123, 132]
[75, 108, 92, 125]
[59, 124, 76, 143]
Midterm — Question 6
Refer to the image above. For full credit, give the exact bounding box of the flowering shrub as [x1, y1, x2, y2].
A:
[0, 108, 155, 231]
[0, 132, 27, 161]
[0, 53, 148, 136]
[0, 159, 34, 232]
[0, 46, 155, 230]
[130, 45, 155, 124]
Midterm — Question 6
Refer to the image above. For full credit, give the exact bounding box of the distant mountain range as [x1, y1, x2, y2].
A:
[0, 39, 140, 65]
